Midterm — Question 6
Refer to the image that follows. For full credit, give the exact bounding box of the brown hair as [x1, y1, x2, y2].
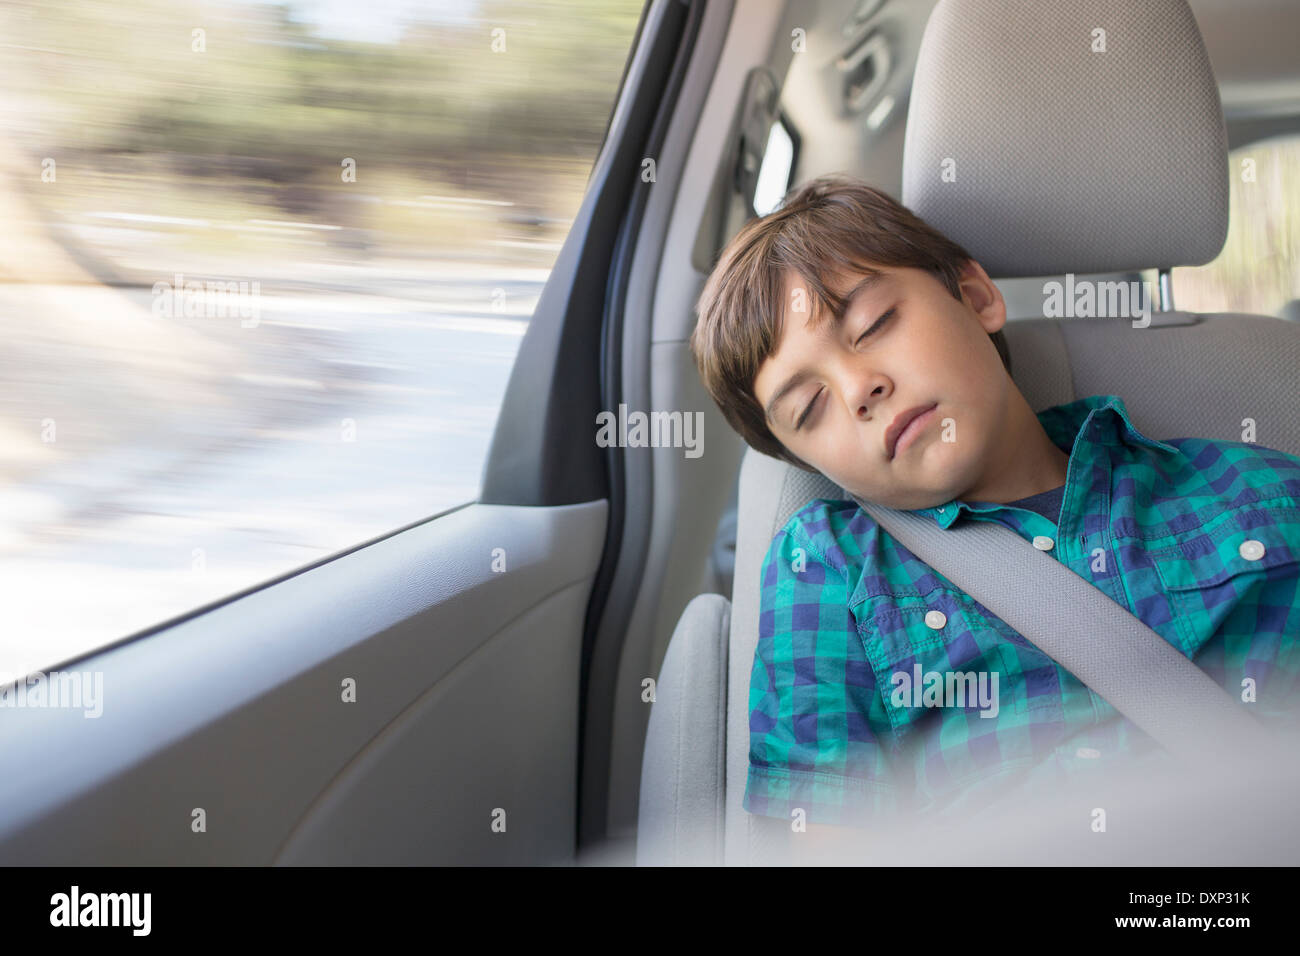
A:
[690, 174, 1011, 473]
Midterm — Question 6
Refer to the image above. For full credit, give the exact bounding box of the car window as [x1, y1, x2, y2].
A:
[0, 0, 645, 677]
[1173, 134, 1300, 318]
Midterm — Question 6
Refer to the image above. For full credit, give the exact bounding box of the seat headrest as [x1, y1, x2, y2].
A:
[901, 0, 1228, 278]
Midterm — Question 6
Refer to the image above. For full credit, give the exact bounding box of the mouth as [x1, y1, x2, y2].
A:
[885, 402, 939, 460]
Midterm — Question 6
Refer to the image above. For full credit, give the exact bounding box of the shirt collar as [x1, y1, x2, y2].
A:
[907, 394, 1178, 529]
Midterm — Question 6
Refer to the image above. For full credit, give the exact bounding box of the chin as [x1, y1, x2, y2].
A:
[838, 480, 876, 503]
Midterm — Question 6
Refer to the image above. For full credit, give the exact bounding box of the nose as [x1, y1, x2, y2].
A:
[846, 371, 888, 420]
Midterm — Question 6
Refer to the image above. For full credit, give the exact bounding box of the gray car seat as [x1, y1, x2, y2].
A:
[637, 0, 1300, 866]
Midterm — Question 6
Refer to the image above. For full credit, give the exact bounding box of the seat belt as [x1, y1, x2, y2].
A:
[850, 495, 1285, 767]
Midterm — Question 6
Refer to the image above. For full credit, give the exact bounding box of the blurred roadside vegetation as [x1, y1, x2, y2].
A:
[1171, 136, 1300, 318]
[0, 0, 645, 280]
[2, 0, 1291, 311]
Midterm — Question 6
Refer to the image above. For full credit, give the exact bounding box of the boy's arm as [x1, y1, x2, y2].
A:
[744, 510, 908, 851]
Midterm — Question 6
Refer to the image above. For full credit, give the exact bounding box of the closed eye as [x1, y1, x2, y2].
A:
[855, 306, 896, 345]
[794, 388, 822, 430]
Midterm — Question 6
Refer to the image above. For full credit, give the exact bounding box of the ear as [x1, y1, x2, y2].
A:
[958, 259, 1006, 334]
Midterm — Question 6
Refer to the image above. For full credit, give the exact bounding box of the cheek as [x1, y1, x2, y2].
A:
[939, 403, 994, 458]
[903, 324, 963, 379]
[820, 428, 884, 484]
[930, 335, 992, 395]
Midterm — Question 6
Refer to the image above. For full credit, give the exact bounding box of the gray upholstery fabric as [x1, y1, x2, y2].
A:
[1007, 313, 1300, 449]
[902, 0, 1229, 277]
[723, 449, 845, 866]
[636, 593, 730, 866]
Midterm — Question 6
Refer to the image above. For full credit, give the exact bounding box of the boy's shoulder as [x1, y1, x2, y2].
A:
[1167, 433, 1300, 463]
[764, 497, 884, 584]
[1161, 435, 1300, 501]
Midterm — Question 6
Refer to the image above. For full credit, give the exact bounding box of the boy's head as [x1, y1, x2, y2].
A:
[691, 174, 1018, 511]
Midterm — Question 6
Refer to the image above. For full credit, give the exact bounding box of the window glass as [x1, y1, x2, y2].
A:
[753, 119, 795, 216]
[1175, 135, 1300, 318]
[0, 0, 645, 675]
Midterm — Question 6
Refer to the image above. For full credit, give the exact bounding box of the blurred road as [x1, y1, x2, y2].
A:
[0, 268, 540, 676]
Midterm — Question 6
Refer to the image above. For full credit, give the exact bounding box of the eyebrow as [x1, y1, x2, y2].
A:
[763, 272, 890, 425]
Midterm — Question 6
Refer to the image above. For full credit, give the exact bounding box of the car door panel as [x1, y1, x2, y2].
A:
[0, 501, 604, 864]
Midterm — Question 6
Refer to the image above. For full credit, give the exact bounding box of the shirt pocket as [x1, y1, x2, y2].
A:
[1150, 514, 1300, 656]
[853, 589, 1049, 739]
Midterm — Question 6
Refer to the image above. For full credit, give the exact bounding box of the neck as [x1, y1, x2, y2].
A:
[962, 395, 1069, 504]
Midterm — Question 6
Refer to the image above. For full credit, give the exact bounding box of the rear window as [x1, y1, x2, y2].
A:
[1173, 134, 1300, 318]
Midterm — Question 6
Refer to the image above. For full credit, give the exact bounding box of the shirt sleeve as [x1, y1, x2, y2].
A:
[742, 522, 908, 828]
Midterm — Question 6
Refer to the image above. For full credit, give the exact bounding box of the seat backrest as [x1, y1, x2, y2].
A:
[722, 0, 1300, 865]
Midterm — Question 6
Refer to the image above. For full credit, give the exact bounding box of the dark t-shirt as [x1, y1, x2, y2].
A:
[1005, 483, 1066, 523]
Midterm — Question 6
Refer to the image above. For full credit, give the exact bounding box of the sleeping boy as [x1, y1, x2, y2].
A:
[689, 174, 1300, 853]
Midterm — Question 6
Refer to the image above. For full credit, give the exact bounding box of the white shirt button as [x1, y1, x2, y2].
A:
[924, 610, 947, 630]
[1239, 539, 1265, 561]
[1032, 535, 1055, 551]
[1076, 747, 1101, 759]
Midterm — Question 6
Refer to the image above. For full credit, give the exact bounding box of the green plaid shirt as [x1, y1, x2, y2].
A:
[744, 394, 1300, 827]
